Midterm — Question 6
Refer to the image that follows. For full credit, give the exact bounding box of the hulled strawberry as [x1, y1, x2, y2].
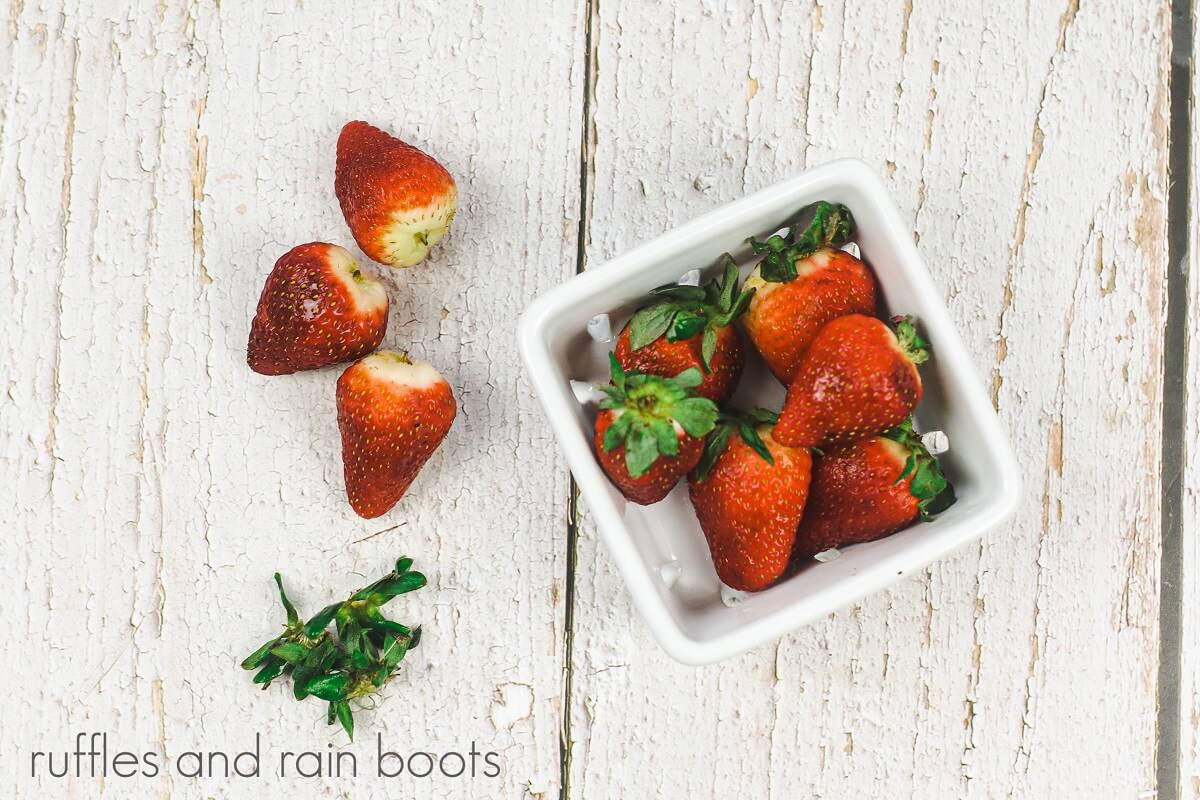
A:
[773, 314, 929, 449]
[247, 242, 388, 375]
[594, 355, 719, 505]
[335, 121, 457, 268]
[794, 419, 955, 562]
[614, 257, 753, 402]
[336, 351, 457, 519]
[687, 409, 812, 592]
[742, 201, 876, 383]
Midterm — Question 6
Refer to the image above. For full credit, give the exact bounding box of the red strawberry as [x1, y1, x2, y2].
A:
[593, 355, 719, 505]
[743, 248, 877, 383]
[687, 409, 812, 592]
[614, 258, 752, 401]
[247, 242, 388, 375]
[794, 419, 955, 562]
[742, 201, 874, 383]
[336, 351, 457, 518]
[335, 121, 457, 268]
[773, 314, 929, 449]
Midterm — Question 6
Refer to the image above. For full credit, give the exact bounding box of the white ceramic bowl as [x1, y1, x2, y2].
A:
[518, 159, 1020, 665]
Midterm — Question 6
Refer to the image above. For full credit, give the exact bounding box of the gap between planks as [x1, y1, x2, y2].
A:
[561, 0, 600, 797]
[1157, 0, 1194, 797]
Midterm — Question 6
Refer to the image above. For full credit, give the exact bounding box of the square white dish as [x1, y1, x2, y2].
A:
[518, 159, 1021, 665]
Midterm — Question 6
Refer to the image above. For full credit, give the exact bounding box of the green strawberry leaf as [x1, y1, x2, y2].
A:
[601, 412, 634, 452]
[921, 482, 957, 518]
[668, 312, 706, 341]
[335, 701, 355, 741]
[629, 303, 678, 349]
[624, 426, 660, 478]
[303, 673, 351, 702]
[609, 353, 627, 393]
[369, 571, 427, 598]
[701, 326, 718, 372]
[717, 257, 739, 312]
[671, 367, 703, 390]
[304, 603, 342, 638]
[892, 316, 930, 365]
[650, 418, 680, 457]
[694, 424, 733, 482]
[273, 573, 300, 627]
[270, 642, 310, 665]
[253, 657, 285, 686]
[242, 636, 282, 670]
[650, 285, 707, 302]
[747, 407, 780, 425]
[738, 423, 775, 466]
[669, 397, 719, 438]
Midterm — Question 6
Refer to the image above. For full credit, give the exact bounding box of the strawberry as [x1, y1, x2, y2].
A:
[335, 121, 457, 268]
[773, 314, 929, 449]
[687, 409, 812, 592]
[247, 242, 388, 375]
[793, 419, 956, 562]
[742, 201, 875, 383]
[614, 258, 753, 402]
[594, 355, 719, 505]
[336, 351, 457, 519]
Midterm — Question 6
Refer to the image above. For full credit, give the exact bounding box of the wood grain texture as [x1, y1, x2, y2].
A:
[568, 2, 1171, 798]
[0, 1, 584, 797]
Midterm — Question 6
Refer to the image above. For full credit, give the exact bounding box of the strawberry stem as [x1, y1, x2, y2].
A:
[891, 316, 930, 365]
[748, 201, 856, 282]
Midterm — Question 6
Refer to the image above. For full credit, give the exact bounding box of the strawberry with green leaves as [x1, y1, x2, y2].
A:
[687, 409, 812, 592]
[794, 419, 955, 562]
[614, 258, 753, 402]
[594, 355, 719, 505]
[773, 314, 929, 449]
[741, 201, 878, 383]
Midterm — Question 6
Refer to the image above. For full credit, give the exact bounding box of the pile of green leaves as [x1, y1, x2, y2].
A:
[748, 200, 855, 282]
[883, 419, 956, 519]
[599, 354, 719, 477]
[240, 557, 426, 740]
[626, 257, 753, 370]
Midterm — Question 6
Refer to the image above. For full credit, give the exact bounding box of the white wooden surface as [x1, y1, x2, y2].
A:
[0, 1, 1184, 799]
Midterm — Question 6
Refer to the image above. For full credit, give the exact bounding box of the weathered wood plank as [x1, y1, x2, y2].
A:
[568, 2, 1170, 798]
[0, 2, 584, 797]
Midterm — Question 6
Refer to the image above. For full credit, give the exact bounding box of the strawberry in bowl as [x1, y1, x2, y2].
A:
[614, 258, 752, 402]
[593, 355, 718, 505]
[741, 202, 877, 383]
[793, 418, 956, 564]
